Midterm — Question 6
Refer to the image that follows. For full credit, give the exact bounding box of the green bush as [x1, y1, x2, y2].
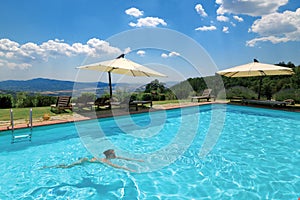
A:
[0, 94, 14, 108]
[15, 92, 29, 108]
[76, 93, 96, 103]
[130, 93, 138, 101]
[159, 94, 166, 101]
[274, 89, 300, 103]
[36, 95, 57, 106]
[225, 86, 257, 99]
[142, 93, 152, 101]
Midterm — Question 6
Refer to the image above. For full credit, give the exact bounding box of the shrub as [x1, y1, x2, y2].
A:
[142, 93, 152, 101]
[0, 94, 14, 108]
[130, 93, 138, 101]
[36, 95, 57, 106]
[76, 93, 96, 103]
[15, 92, 29, 108]
[159, 94, 166, 101]
[274, 89, 300, 103]
[226, 86, 257, 99]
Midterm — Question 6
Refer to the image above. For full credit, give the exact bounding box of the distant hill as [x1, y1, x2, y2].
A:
[0, 78, 179, 97]
[0, 78, 111, 96]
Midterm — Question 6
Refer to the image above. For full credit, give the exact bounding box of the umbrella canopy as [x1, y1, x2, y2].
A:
[217, 59, 294, 77]
[216, 59, 294, 99]
[77, 54, 167, 97]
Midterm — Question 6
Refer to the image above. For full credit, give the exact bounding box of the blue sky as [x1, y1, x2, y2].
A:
[0, 0, 299, 83]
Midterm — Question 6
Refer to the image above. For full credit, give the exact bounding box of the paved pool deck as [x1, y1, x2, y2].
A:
[0, 101, 220, 132]
[1, 100, 299, 132]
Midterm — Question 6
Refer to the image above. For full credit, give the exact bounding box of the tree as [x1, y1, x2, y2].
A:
[144, 79, 166, 94]
[15, 92, 28, 108]
[0, 94, 14, 108]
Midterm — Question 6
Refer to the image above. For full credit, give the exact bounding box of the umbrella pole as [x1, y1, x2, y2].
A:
[257, 77, 263, 100]
[108, 71, 112, 98]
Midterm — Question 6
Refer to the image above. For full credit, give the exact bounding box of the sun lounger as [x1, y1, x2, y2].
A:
[191, 89, 215, 102]
[110, 98, 152, 111]
[130, 100, 153, 111]
[94, 97, 111, 109]
[242, 99, 287, 107]
[51, 96, 73, 112]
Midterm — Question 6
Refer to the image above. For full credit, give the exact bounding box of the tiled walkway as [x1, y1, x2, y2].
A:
[2, 100, 298, 132]
[0, 101, 217, 132]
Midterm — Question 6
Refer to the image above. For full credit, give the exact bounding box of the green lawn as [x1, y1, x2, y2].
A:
[0, 107, 72, 121]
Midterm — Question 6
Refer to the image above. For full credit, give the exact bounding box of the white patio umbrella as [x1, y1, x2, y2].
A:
[77, 54, 167, 98]
[217, 59, 294, 99]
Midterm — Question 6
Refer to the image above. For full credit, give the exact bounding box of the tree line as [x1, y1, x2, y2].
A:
[0, 92, 57, 109]
[1, 61, 299, 109]
[178, 61, 300, 103]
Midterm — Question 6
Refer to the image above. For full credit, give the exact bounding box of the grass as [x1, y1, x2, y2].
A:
[153, 99, 191, 105]
[0, 107, 72, 122]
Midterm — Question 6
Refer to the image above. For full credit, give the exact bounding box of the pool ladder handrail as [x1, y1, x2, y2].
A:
[10, 108, 33, 144]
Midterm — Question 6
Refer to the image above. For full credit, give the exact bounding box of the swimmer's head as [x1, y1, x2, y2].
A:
[103, 149, 116, 159]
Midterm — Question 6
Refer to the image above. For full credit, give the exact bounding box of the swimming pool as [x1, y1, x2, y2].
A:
[0, 104, 299, 199]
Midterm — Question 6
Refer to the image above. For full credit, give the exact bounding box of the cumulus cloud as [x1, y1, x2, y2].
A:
[161, 51, 180, 58]
[161, 53, 168, 58]
[0, 38, 122, 69]
[129, 17, 167, 27]
[216, 0, 288, 17]
[195, 4, 207, 17]
[137, 50, 145, 56]
[125, 7, 144, 18]
[222, 26, 229, 33]
[195, 25, 217, 31]
[0, 58, 31, 69]
[233, 15, 244, 22]
[247, 8, 300, 46]
[217, 15, 229, 22]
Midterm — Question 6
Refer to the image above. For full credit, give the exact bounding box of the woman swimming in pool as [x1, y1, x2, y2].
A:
[42, 149, 143, 172]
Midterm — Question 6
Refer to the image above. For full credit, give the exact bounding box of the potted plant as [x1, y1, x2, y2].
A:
[43, 113, 50, 120]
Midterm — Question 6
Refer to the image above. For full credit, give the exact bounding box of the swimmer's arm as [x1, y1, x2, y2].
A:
[116, 156, 144, 162]
[102, 159, 136, 172]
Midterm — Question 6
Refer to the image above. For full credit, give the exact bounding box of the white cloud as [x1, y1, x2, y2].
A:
[195, 25, 217, 31]
[129, 17, 167, 27]
[124, 47, 131, 54]
[216, 0, 288, 17]
[217, 15, 229, 22]
[86, 38, 121, 57]
[125, 7, 144, 18]
[222, 26, 229, 33]
[246, 36, 289, 47]
[195, 4, 208, 17]
[233, 15, 244, 22]
[0, 39, 19, 51]
[161, 53, 168, 58]
[161, 51, 180, 58]
[169, 51, 180, 57]
[0, 38, 122, 69]
[137, 50, 145, 56]
[247, 8, 300, 46]
[0, 58, 31, 69]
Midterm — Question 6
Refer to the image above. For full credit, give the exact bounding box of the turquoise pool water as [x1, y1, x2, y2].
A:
[0, 104, 299, 199]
